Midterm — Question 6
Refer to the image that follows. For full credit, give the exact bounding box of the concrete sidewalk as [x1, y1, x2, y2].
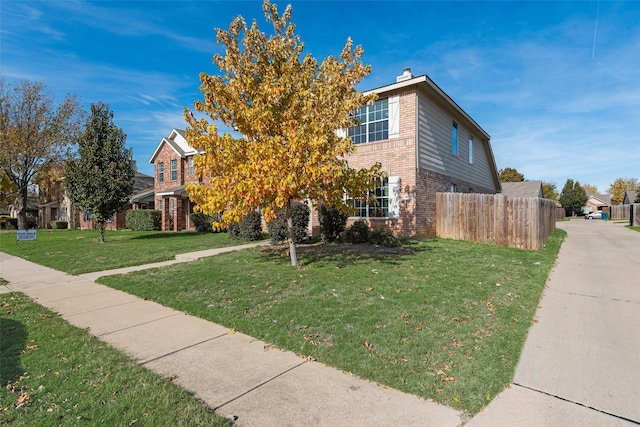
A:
[0, 243, 461, 427]
[467, 220, 640, 427]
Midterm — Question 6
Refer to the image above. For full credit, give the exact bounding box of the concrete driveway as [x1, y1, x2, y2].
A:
[468, 220, 640, 426]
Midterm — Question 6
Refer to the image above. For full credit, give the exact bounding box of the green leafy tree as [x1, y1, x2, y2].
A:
[607, 177, 639, 205]
[185, 0, 380, 267]
[65, 103, 135, 243]
[542, 181, 558, 201]
[559, 179, 588, 216]
[0, 80, 84, 229]
[498, 167, 525, 183]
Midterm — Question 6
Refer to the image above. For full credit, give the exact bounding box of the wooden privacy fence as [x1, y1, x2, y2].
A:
[436, 193, 557, 250]
[610, 204, 632, 221]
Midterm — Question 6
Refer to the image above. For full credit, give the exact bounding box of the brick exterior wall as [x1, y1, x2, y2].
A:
[336, 85, 496, 238]
[78, 210, 127, 231]
[342, 87, 420, 236]
[153, 141, 205, 231]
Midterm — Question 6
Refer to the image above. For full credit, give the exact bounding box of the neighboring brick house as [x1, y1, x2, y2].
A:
[149, 129, 205, 231]
[39, 195, 73, 229]
[330, 68, 500, 237]
[584, 191, 611, 215]
[78, 171, 155, 230]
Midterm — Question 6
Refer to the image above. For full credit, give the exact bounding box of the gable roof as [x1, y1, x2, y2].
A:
[623, 190, 638, 204]
[133, 171, 154, 194]
[586, 193, 611, 206]
[149, 129, 198, 163]
[366, 69, 500, 192]
[500, 181, 543, 198]
[367, 71, 490, 140]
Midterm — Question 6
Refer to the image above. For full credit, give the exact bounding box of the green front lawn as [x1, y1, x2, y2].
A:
[0, 293, 231, 426]
[0, 229, 242, 275]
[98, 230, 565, 414]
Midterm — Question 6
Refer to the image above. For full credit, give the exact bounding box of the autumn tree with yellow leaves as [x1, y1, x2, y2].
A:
[185, 1, 380, 267]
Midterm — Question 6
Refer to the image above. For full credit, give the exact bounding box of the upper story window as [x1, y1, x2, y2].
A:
[452, 122, 458, 155]
[157, 162, 164, 183]
[468, 136, 474, 164]
[188, 157, 194, 176]
[348, 98, 389, 144]
[350, 177, 389, 218]
[170, 159, 178, 181]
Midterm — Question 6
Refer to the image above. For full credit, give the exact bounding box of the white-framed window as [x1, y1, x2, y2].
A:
[452, 122, 458, 155]
[350, 177, 390, 218]
[158, 199, 163, 211]
[157, 162, 164, 183]
[170, 159, 178, 181]
[450, 183, 458, 193]
[83, 207, 91, 222]
[349, 98, 389, 144]
[468, 136, 474, 164]
[188, 157, 194, 176]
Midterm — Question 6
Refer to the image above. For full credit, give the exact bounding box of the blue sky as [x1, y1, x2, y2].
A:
[2, 0, 638, 194]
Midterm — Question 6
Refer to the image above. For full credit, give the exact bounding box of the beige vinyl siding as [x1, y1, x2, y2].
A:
[416, 93, 496, 191]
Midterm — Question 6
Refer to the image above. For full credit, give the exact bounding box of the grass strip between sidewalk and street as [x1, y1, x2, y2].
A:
[0, 292, 231, 426]
[0, 229, 243, 275]
[98, 229, 565, 415]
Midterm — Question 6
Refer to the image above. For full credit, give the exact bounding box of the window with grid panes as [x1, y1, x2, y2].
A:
[348, 98, 389, 144]
[170, 159, 178, 181]
[157, 162, 164, 183]
[350, 177, 389, 218]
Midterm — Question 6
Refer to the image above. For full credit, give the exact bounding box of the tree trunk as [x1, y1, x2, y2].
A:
[98, 222, 105, 244]
[286, 201, 299, 268]
[18, 185, 28, 230]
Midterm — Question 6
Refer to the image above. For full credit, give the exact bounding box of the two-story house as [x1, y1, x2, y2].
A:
[151, 70, 500, 236]
[337, 68, 501, 237]
[149, 129, 204, 231]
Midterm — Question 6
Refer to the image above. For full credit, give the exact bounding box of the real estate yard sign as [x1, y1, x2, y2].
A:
[16, 230, 37, 241]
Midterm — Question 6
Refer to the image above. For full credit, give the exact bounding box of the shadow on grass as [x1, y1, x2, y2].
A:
[0, 313, 26, 386]
[130, 231, 210, 240]
[259, 239, 438, 267]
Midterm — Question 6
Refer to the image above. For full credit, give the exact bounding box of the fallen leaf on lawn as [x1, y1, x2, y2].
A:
[16, 392, 30, 407]
[453, 396, 460, 402]
[362, 341, 373, 350]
